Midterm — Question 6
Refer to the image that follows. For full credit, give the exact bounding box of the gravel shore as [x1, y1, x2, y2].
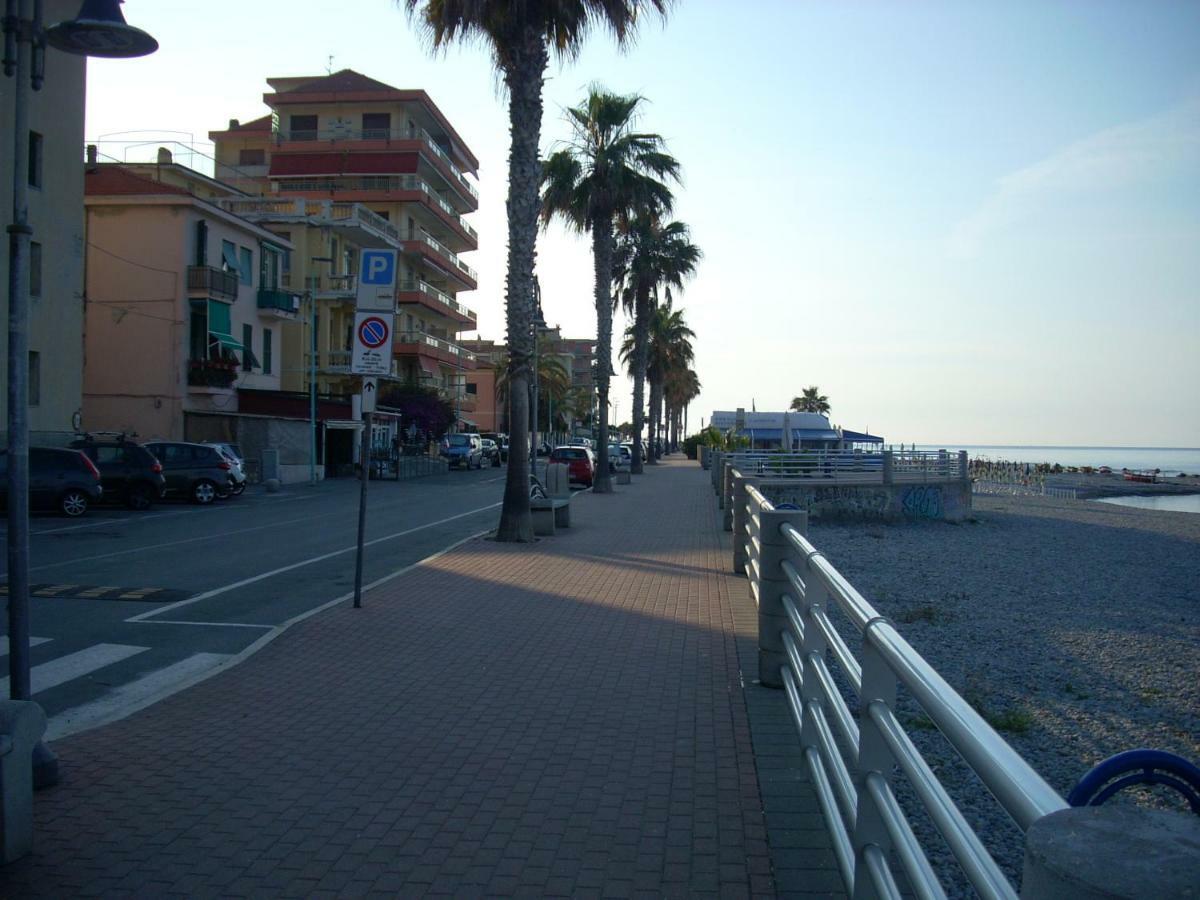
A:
[807, 493, 1200, 893]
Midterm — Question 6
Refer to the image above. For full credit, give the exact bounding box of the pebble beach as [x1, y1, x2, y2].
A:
[807, 492, 1200, 892]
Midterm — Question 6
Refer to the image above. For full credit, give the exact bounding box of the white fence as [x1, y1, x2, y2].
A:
[731, 475, 1067, 899]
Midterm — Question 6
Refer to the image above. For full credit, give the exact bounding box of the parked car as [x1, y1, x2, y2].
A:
[480, 438, 501, 467]
[143, 441, 235, 504]
[441, 433, 484, 469]
[0, 447, 103, 517]
[548, 445, 595, 487]
[202, 442, 247, 494]
[69, 434, 166, 510]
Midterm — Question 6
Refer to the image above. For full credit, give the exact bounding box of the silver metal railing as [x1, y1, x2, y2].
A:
[730, 477, 1068, 899]
[396, 278, 476, 321]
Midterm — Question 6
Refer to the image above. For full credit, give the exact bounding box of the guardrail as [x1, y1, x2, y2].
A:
[731, 477, 1068, 898]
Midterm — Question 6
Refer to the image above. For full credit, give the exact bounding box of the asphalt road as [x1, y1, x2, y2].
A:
[0, 462, 514, 738]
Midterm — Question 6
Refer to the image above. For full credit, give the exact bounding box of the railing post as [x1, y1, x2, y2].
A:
[711, 450, 722, 492]
[723, 463, 736, 530]
[959, 450, 969, 483]
[731, 473, 751, 573]
[756, 508, 808, 688]
[882, 451, 893, 486]
[798, 548, 830, 752]
[851, 623, 899, 900]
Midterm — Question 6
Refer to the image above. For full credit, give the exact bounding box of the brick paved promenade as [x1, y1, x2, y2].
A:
[0, 458, 841, 897]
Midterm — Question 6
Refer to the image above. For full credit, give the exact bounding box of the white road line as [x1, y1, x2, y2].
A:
[0, 643, 148, 695]
[0, 635, 51, 657]
[135, 619, 274, 629]
[126, 502, 501, 623]
[55, 528, 490, 741]
[46, 652, 230, 741]
[28, 508, 199, 535]
[25, 493, 322, 536]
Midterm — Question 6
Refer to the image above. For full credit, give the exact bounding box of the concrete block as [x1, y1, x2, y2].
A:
[545, 463, 570, 498]
[531, 506, 556, 536]
[0, 699, 47, 864]
[616, 470, 631, 484]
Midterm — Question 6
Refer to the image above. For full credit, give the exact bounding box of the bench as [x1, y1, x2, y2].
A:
[530, 496, 571, 535]
[0, 699, 46, 863]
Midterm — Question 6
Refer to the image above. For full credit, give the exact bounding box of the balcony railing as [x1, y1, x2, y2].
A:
[272, 175, 478, 236]
[187, 266, 238, 300]
[273, 126, 479, 201]
[257, 286, 300, 313]
[397, 279, 477, 322]
[403, 227, 477, 283]
[187, 358, 237, 388]
[394, 330, 476, 363]
[328, 202, 403, 246]
[305, 274, 357, 298]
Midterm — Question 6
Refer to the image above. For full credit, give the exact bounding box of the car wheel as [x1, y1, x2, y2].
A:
[231, 481, 246, 495]
[126, 484, 155, 511]
[192, 479, 218, 505]
[60, 489, 89, 517]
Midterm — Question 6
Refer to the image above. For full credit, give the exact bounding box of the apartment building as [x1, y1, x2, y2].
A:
[0, 0, 86, 445]
[208, 70, 480, 428]
[82, 160, 295, 441]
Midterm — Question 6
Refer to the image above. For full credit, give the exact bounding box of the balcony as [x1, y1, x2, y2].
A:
[187, 266, 238, 301]
[306, 273, 357, 301]
[397, 279, 476, 326]
[394, 330, 477, 369]
[257, 286, 301, 318]
[402, 227, 477, 289]
[187, 358, 237, 391]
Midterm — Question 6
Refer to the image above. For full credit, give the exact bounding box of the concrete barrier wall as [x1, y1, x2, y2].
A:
[759, 479, 972, 522]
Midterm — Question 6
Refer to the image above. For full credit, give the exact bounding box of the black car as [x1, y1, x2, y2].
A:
[69, 435, 166, 510]
[0, 447, 103, 517]
[144, 441, 235, 504]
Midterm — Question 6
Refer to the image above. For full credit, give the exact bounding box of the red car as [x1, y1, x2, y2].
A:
[548, 446, 595, 487]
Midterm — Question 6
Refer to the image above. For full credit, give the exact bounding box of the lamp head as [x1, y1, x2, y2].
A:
[45, 0, 158, 59]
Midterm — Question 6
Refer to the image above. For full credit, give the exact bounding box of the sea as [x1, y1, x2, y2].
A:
[913, 445, 1200, 478]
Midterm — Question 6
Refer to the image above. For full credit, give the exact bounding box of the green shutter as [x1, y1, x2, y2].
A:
[263, 329, 273, 375]
[207, 300, 231, 336]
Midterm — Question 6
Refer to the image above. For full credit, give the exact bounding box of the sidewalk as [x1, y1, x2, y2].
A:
[1, 458, 839, 898]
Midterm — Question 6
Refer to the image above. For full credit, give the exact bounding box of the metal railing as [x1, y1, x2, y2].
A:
[186, 265, 238, 300]
[397, 278, 476, 321]
[272, 176, 478, 238]
[729, 476, 1067, 899]
[257, 287, 300, 313]
[394, 330, 476, 362]
[404, 227, 478, 282]
[306, 273, 357, 297]
[713, 450, 967, 492]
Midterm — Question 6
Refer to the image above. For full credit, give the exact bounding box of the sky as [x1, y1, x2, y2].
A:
[82, 0, 1200, 447]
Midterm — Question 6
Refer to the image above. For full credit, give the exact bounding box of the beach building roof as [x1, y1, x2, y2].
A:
[842, 429, 884, 444]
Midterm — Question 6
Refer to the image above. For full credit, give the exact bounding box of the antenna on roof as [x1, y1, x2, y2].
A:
[327, 54, 334, 74]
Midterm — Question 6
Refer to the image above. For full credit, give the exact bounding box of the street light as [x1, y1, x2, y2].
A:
[528, 276, 544, 476]
[4, 0, 157, 789]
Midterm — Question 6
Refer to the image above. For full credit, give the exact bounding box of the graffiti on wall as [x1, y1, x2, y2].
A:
[766, 485, 891, 520]
[900, 485, 943, 519]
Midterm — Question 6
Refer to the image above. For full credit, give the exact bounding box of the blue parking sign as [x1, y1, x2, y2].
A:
[360, 249, 396, 287]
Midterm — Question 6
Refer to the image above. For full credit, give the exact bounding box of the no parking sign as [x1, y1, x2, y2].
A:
[352, 312, 393, 375]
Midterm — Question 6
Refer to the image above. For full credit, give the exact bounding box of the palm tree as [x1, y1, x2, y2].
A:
[790, 386, 830, 415]
[613, 216, 700, 473]
[404, 0, 669, 540]
[541, 88, 679, 491]
[645, 300, 694, 460]
[494, 336, 571, 442]
[664, 366, 700, 451]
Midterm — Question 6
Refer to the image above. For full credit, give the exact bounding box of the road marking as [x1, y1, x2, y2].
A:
[34, 584, 77, 596]
[0, 643, 148, 695]
[136, 619, 274, 629]
[45, 652, 230, 742]
[77, 586, 121, 598]
[0, 635, 50, 658]
[127, 502, 502, 623]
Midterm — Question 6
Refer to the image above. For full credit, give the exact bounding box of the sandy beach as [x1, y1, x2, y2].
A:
[808, 493, 1200, 891]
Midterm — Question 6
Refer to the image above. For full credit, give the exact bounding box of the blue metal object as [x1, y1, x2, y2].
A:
[1068, 750, 1200, 814]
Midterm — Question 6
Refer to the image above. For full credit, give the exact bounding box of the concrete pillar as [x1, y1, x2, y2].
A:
[731, 473, 751, 573]
[545, 462, 570, 498]
[1021, 806, 1200, 899]
[0, 700, 47, 863]
[959, 450, 969, 483]
[882, 451, 894, 485]
[756, 507, 808, 687]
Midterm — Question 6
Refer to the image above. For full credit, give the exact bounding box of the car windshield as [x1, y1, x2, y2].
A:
[447, 435, 470, 446]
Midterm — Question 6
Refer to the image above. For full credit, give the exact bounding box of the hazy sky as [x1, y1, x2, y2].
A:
[82, 1, 1200, 446]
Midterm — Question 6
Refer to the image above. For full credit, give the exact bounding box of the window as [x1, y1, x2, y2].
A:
[290, 114, 318, 140]
[29, 241, 41, 298]
[238, 148, 265, 166]
[195, 220, 208, 266]
[28, 351, 40, 406]
[221, 239, 238, 274]
[242, 323, 254, 371]
[263, 329, 273, 375]
[190, 303, 208, 360]
[239, 247, 253, 285]
[465, 382, 477, 395]
[362, 112, 391, 139]
[372, 209, 390, 221]
[28, 131, 43, 188]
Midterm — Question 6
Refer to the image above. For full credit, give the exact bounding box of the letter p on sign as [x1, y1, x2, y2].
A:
[360, 249, 396, 287]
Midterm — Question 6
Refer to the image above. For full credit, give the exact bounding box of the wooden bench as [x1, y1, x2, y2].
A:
[530, 496, 571, 535]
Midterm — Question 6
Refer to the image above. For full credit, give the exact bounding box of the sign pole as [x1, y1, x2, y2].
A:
[354, 406, 370, 609]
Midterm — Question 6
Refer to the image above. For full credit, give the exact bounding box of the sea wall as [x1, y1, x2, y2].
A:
[759, 480, 972, 522]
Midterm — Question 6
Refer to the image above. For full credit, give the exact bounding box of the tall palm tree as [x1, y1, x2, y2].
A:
[404, 0, 669, 540]
[664, 366, 700, 451]
[494, 336, 571, 440]
[613, 217, 700, 473]
[645, 300, 694, 459]
[790, 386, 830, 415]
[541, 88, 679, 492]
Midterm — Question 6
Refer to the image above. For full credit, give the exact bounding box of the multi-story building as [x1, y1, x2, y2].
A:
[208, 69, 480, 429]
[82, 157, 295, 441]
[0, 0, 86, 445]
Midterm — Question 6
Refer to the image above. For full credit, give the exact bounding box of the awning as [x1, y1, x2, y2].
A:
[842, 430, 884, 444]
[738, 428, 782, 439]
[418, 357, 441, 376]
[792, 428, 841, 441]
[210, 332, 245, 353]
[269, 151, 419, 177]
[208, 299, 232, 335]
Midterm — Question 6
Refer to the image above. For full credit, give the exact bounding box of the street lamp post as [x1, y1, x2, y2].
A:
[529, 277, 544, 476]
[4, 0, 156, 788]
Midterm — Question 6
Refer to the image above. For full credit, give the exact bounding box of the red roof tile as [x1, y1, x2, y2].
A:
[284, 69, 399, 94]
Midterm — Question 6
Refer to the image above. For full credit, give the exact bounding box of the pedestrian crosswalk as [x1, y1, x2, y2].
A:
[0, 634, 232, 740]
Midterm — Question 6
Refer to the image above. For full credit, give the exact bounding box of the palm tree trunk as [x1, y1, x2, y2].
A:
[647, 377, 661, 464]
[495, 31, 548, 541]
[592, 218, 615, 493]
[629, 283, 650, 475]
